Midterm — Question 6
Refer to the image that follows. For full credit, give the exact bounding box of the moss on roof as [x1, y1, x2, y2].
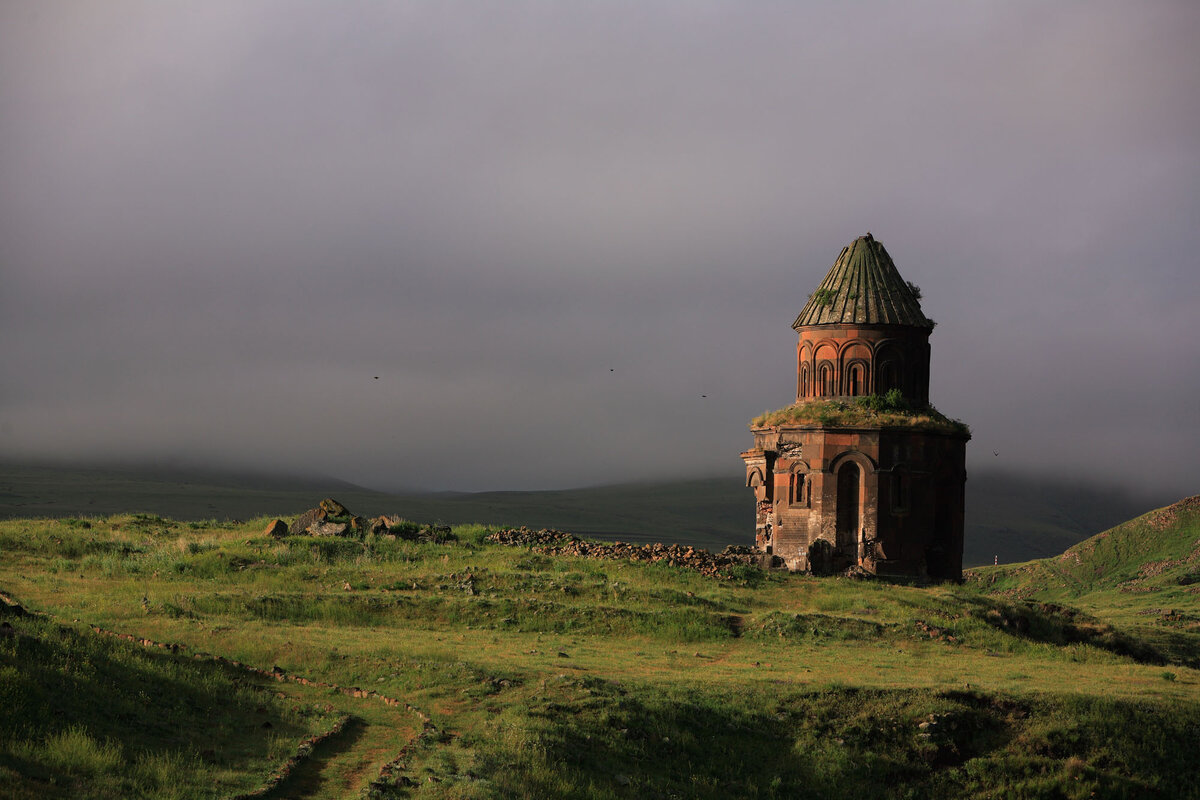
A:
[793, 233, 933, 329]
[750, 396, 970, 436]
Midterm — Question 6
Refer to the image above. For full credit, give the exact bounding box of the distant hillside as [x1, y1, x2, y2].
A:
[972, 495, 1200, 604]
[962, 471, 1172, 566]
[968, 495, 1200, 667]
[380, 478, 752, 549]
[0, 462, 397, 522]
[0, 462, 1169, 566]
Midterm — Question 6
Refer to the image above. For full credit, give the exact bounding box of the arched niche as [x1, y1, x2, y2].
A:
[835, 461, 862, 550]
[746, 468, 765, 489]
[817, 361, 834, 397]
[873, 341, 908, 397]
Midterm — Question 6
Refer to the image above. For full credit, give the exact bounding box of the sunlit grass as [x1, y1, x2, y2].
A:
[2, 507, 1198, 798]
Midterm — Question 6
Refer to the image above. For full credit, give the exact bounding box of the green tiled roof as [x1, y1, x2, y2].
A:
[793, 233, 932, 329]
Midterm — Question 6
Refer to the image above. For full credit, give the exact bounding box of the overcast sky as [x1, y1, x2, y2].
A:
[2, 2, 1198, 496]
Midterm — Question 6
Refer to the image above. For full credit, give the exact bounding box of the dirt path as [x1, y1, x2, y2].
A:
[264, 683, 424, 800]
[261, 716, 369, 800]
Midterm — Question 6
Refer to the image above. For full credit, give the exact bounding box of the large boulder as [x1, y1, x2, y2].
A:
[319, 498, 349, 517]
[310, 521, 351, 537]
[264, 519, 289, 538]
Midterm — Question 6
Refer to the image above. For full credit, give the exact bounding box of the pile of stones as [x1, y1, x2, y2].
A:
[485, 526, 766, 579]
[263, 499, 453, 542]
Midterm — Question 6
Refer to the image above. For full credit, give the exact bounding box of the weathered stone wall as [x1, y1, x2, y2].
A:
[742, 424, 966, 580]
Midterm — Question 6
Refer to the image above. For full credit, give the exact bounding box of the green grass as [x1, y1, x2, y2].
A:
[968, 495, 1200, 668]
[0, 610, 336, 799]
[462, 680, 1199, 799]
[2, 501, 1199, 797]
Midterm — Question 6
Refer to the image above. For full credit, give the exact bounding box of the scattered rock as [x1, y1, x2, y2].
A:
[264, 519, 289, 538]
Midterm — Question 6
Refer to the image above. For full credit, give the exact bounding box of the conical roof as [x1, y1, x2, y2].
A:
[793, 233, 932, 329]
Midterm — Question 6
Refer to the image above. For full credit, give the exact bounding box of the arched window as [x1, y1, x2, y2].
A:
[877, 361, 898, 395]
[799, 364, 810, 398]
[818, 362, 833, 397]
[792, 473, 806, 506]
[847, 362, 866, 396]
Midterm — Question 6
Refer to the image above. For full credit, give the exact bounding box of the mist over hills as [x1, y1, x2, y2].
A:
[0, 462, 1173, 567]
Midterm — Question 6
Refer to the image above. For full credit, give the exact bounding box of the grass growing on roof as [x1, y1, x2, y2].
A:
[752, 390, 970, 435]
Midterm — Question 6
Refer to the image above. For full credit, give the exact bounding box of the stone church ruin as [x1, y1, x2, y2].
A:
[741, 233, 969, 580]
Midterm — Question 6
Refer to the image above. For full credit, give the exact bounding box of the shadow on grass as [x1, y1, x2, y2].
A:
[463, 681, 1200, 799]
[0, 612, 315, 798]
[957, 595, 1177, 665]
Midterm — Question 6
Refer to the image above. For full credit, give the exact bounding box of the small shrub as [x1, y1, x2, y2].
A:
[726, 563, 765, 586]
[812, 288, 837, 306]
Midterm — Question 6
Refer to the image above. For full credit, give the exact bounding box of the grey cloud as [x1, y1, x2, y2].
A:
[2, 2, 1197, 495]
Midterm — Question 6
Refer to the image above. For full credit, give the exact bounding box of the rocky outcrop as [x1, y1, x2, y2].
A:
[264, 519, 288, 538]
[288, 499, 359, 537]
[486, 527, 765, 579]
[285, 501, 454, 542]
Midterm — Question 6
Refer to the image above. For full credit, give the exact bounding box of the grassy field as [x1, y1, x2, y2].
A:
[2, 496, 1199, 798]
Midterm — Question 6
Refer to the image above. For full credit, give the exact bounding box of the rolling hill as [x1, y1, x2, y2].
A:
[0, 462, 1172, 566]
[968, 495, 1200, 667]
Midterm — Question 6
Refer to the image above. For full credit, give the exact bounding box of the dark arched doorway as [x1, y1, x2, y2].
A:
[836, 462, 861, 551]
